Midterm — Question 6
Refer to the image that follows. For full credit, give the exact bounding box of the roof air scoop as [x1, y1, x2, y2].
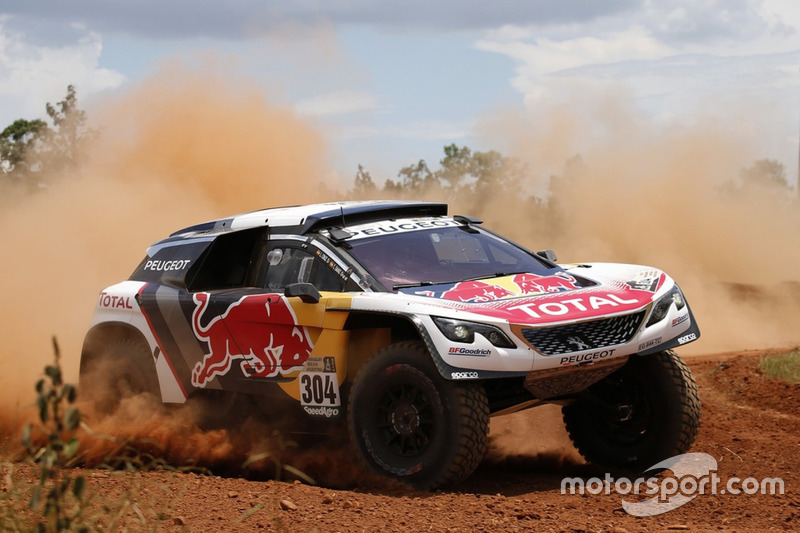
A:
[328, 227, 354, 242]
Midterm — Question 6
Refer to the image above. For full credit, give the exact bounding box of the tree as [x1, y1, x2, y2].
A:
[740, 159, 788, 189]
[0, 118, 47, 176]
[0, 85, 95, 185]
[385, 159, 435, 195]
[352, 164, 377, 198]
[43, 85, 95, 171]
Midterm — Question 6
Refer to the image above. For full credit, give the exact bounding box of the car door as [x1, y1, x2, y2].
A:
[192, 240, 353, 415]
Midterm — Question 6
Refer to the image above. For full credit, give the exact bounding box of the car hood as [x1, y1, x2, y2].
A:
[388, 262, 668, 325]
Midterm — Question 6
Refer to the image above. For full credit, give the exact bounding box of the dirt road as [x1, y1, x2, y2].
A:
[8, 349, 800, 532]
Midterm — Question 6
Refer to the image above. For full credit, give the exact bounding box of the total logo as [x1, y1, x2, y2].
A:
[507, 293, 645, 321]
[448, 347, 491, 356]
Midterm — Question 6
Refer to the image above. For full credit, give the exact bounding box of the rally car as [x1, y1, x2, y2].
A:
[80, 201, 701, 489]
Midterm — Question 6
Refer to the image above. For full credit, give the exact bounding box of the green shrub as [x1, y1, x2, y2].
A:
[21, 337, 88, 532]
[759, 347, 800, 383]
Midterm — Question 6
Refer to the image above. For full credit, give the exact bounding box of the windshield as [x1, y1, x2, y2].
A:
[346, 226, 558, 290]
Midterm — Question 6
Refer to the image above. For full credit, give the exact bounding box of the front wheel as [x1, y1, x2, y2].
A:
[562, 350, 701, 469]
[347, 341, 489, 489]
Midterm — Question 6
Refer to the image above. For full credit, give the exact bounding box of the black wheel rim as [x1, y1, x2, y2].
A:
[588, 372, 652, 444]
[375, 380, 436, 457]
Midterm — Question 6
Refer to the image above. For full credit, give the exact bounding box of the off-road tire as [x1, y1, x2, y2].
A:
[562, 350, 701, 469]
[80, 336, 161, 416]
[348, 341, 489, 489]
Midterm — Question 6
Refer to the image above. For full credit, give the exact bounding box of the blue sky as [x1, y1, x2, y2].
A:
[3, 0, 800, 187]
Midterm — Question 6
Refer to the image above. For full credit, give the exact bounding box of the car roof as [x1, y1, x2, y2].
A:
[169, 200, 449, 238]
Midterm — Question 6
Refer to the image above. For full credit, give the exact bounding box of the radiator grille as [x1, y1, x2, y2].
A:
[520, 311, 646, 356]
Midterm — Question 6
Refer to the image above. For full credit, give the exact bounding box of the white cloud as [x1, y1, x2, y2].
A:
[295, 90, 380, 117]
[0, 17, 126, 126]
[477, 25, 673, 74]
[473, 1, 800, 177]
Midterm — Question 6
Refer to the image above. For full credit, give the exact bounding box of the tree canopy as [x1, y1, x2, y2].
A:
[0, 85, 95, 187]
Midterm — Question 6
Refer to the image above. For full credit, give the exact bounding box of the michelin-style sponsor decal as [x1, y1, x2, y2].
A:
[678, 333, 697, 345]
[560, 349, 616, 366]
[627, 278, 659, 292]
[98, 292, 134, 309]
[347, 219, 461, 239]
[672, 313, 689, 327]
[448, 347, 491, 356]
[451, 371, 480, 379]
[144, 259, 192, 271]
[626, 270, 665, 293]
[638, 337, 663, 351]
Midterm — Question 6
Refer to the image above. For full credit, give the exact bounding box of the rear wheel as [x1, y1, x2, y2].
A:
[347, 341, 489, 489]
[79, 336, 161, 416]
[562, 350, 701, 469]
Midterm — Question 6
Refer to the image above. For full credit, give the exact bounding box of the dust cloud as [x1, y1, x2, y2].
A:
[467, 96, 800, 356]
[0, 62, 332, 438]
[70, 396, 379, 489]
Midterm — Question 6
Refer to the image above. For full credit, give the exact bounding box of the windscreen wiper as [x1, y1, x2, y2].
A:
[392, 281, 437, 290]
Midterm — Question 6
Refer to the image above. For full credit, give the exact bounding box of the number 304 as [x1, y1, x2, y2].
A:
[300, 373, 339, 406]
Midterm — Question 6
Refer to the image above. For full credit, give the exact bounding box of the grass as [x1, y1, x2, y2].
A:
[759, 347, 800, 383]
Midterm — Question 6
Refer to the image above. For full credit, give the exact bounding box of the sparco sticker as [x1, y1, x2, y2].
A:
[451, 371, 479, 380]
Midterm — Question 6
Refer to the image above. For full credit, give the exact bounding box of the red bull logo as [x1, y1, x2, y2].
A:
[438, 273, 580, 303]
[190, 293, 314, 388]
[441, 280, 516, 303]
[512, 273, 580, 295]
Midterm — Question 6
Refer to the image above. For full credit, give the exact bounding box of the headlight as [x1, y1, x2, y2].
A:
[432, 317, 516, 348]
[646, 285, 686, 327]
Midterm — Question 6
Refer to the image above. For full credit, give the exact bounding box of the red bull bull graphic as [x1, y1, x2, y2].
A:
[440, 280, 516, 303]
[512, 272, 580, 294]
[423, 272, 582, 303]
[191, 293, 314, 388]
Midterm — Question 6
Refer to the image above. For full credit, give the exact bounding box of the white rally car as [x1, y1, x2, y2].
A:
[80, 201, 701, 489]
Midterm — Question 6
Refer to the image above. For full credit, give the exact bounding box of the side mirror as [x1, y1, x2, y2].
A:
[285, 283, 321, 304]
[537, 249, 558, 263]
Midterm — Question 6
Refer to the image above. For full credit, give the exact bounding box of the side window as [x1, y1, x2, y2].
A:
[258, 246, 345, 292]
[186, 227, 264, 291]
